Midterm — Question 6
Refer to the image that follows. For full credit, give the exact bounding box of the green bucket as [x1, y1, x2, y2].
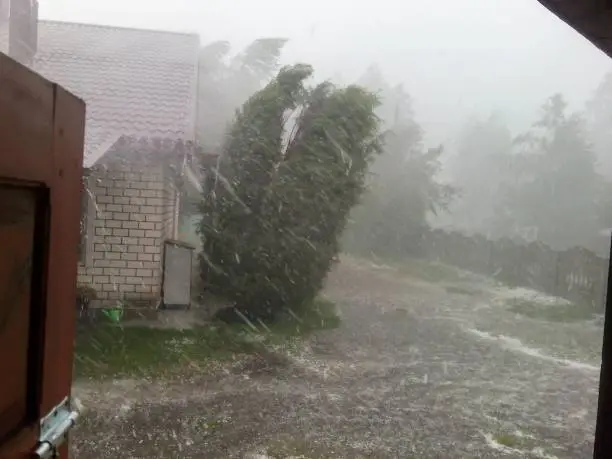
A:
[102, 306, 124, 323]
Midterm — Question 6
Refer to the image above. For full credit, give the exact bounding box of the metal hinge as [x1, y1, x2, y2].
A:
[33, 396, 80, 458]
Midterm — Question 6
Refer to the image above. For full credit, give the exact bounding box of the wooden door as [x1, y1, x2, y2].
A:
[0, 52, 84, 458]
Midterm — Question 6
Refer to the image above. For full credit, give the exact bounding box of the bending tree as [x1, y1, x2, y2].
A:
[198, 64, 382, 319]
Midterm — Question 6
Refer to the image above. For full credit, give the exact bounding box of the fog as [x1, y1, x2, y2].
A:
[21, 0, 612, 457]
[40, 0, 611, 145]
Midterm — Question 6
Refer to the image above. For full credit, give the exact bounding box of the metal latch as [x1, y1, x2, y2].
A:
[33, 396, 80, 458]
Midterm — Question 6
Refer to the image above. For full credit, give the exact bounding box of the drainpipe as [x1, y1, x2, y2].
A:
[8, 0, 38, 66]
[0, 0, 9, 56]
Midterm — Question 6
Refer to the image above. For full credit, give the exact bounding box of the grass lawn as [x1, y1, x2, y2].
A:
[74, 298, 339, 381]
[396, 258, 470, 284]
[261, 436, 391, 459]
[493, 432, 522, 448]
[444, 285, 482, 296]
[507, 298, 596, 323]
[490, 430, 557, 457]
[347, 252, 473, 285]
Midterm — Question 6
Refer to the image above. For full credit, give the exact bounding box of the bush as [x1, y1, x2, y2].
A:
[198, 64, 381, 320]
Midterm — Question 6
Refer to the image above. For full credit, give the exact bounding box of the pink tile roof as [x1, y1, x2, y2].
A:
[33, 20, 199, 167]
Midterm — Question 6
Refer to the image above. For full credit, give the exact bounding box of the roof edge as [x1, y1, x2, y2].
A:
[38, 18, 199, 38]
[537, 0, 612, 58]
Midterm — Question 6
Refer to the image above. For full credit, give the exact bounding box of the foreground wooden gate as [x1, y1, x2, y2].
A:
[0, 53, 84, 457]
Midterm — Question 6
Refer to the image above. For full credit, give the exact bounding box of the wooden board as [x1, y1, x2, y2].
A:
[0, 52, 85, 458]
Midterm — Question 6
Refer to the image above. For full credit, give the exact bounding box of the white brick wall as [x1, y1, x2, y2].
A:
[77, 163, 178, 307]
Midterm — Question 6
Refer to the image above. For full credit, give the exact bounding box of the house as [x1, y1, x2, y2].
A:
[1, 0, 204, 316]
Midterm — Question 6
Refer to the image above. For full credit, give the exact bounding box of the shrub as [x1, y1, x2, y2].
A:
[198, 64, 381, 320]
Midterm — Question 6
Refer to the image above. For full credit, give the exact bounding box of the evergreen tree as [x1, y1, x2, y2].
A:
[344, 68, 454, 258]
[198, 64, 381, 319]
[501, 94, 602, 248]
[196, 38, 288, 152]
[442, 115, 513, 237]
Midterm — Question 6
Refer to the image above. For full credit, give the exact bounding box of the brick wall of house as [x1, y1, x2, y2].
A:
[77, 164, 170, 308]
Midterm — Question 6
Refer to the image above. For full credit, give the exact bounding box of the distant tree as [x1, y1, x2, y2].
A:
[358, 64, 387, 92]
[500, 94, 602, 248]
[442, 115, 514, 236]
[358, 64, 414, 129]
[345, 133, 454, 258]
[196, 38, 288, 153]
[198, 64, 382, 319]
[344, 70, 454, 258]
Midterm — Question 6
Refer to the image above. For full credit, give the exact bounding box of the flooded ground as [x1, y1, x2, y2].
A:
[71, 257, 600, 458]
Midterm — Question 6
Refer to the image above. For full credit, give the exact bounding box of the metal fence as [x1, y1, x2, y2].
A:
[423, 229, 609, 309]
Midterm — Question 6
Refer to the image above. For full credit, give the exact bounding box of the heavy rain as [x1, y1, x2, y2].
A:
[2, 0, 612, 457]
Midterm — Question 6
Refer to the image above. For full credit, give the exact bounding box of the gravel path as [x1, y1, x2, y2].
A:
[71, 258, 601, 458]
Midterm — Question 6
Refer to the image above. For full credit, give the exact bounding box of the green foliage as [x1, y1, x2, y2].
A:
[231, 38, 289, 80]
[343, 68, 455, 259]
[196, 37, 288, 152]
[74, 298, 337, 380]
[493, 433, 522, 449]
[498, 94, 602, 249]
[397, 259, 468, 284]
[507, 298, 595, 322]
[444, 93, 610, 253]
[358, 64, 415, 129]
[219, 297, 341, 337]
[74, 325, 258, 380]
[198, 64, 381, 319]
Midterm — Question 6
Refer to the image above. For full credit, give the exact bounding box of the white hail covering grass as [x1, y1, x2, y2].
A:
[466, 328, 599, 372]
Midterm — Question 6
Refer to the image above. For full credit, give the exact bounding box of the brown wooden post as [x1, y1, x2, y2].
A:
[594, 234, 612, 458]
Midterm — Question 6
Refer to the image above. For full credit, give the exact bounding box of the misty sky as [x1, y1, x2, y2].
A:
[39, 0, 611, 147]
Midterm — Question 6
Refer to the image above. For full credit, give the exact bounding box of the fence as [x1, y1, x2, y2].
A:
[422, 229, 610, 310]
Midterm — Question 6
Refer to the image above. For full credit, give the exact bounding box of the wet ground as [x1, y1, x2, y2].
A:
[71, 257, 601, 458]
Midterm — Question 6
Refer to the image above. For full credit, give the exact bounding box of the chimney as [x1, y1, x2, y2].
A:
[9, 0, 38, 66]
[0, 0, 9, 56]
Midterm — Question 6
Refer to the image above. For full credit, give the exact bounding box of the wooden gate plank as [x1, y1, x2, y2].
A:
[0, 52, 84, 458]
